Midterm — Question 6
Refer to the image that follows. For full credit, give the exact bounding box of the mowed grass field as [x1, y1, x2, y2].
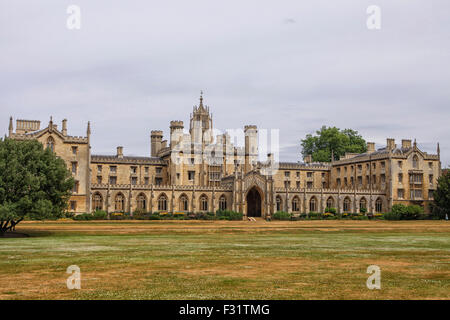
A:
[0, 220, 449, 300]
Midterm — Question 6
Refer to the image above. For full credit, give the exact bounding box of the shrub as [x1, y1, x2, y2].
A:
[216, 210, 243, 221]
[325, 207, 337, 215]
[322, 212, 336, 219]
[388, 204, 425, 220]
[360, 207, 367, 214]
[404, 205, 424, 220]
[351, 213, 368, 220]
[383, 211, 402, 220]
[110, 212, 125, 220]
[308, 212, 322, 220]
[65, 211, 75, 219]
[93, 210, 107, 220]
[73, 213, 94, 221]
[173, 212, 187, 220]
[273, 211, 291, 220]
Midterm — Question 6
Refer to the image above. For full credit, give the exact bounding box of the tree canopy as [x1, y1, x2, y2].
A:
[301, 126, 367, 162]
[432, 170, 450, 219]
[0, 138, 74, 234]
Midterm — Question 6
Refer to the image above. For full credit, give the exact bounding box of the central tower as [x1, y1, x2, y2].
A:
[189, 91, 213, 145]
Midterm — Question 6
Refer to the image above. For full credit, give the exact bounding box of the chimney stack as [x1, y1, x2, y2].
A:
[117, 146, 123, 158]
[367, 142, 375, 153]
[386, 138, 396, 151]
[304, 154, 312, 164]
[62, 119, 67, 136]
[401, 139, 412, 149]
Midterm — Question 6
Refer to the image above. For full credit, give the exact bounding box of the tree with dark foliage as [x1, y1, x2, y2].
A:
[432, 169, 450, 219]
[0, 138, 74, 235]
[301, 126, 367, 162]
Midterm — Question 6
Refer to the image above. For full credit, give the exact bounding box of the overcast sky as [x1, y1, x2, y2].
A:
[1, 0, 449, 166]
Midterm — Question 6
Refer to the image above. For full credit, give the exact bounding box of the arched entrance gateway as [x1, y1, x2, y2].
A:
[246, 187, 262, 217]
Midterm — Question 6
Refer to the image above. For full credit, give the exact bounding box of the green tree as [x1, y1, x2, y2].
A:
[0, 138, 74, 235]
[432, 170, 450, 219]
[301, 126, 367, 162]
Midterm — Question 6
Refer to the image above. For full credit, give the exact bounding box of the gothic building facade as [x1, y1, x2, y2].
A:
[7, 94, 442, 217]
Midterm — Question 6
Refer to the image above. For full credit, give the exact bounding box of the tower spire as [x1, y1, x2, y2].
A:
[8, 116, 13, 137]
[87, 121, 91, 136]
[437, 142, 440, 156]
[199, 90, 204, 110]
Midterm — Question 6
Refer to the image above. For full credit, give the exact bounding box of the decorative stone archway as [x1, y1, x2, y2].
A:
[246, 187, 262, 217]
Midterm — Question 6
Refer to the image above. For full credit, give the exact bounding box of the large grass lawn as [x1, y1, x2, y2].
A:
[0, 220, 449, 300]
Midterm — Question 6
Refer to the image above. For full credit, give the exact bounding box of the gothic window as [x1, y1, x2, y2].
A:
[115, 193, 125, 212]
[180, 194, 189, 212]
[219, 195, 227, 211]
[343, 197, 351, 213]
[200, 195, 208, 211]
[276, 196, 282, 212]
[326, 197, 334, 209]
[309, 197, 317, 212]
[93, 193, 103, 211]
[46, 136, 55, 152]
[137, 194, 146, 210]
[360, 198, 367, 212]
[292, 197, 300, 212]
[375, 198, 383, 213]
[158, 194, 167, 211]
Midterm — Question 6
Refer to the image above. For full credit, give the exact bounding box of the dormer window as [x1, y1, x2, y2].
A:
[46, 137, 55, 152]
[413, 155, 419, 169]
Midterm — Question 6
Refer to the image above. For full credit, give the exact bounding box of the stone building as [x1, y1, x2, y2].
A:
[7, 94, 441, 217]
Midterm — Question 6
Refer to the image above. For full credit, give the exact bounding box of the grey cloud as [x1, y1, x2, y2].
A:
[0, 0, 449, 166]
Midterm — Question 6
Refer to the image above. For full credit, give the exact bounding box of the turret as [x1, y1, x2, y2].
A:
[170, 120, 184, 149]
[151, 130, 163, 157]
[62, 119, 67, 136]
[244, 125, 258, 172]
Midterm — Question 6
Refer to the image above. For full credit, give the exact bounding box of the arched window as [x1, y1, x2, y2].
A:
[276, 196, 282, 212]
[200, 195, 208, 211]
[46, 136, 55, 152]
[375, 198, 383, 213]
[292, 197, 300, 212]
[326, 197, 334, 209]
[360, 198, 367, 212]
[158, 194, 167, 211]
[137, 193, 146, 210]
[115, 193, 125, 212]
[309, 197, 317, 212]
[343, 197, 351, 213]
[92, 193, 103, 211]
[219, 195, 227, 211]
[179, 194, 189, 212]
[413, 155, 419, 169]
